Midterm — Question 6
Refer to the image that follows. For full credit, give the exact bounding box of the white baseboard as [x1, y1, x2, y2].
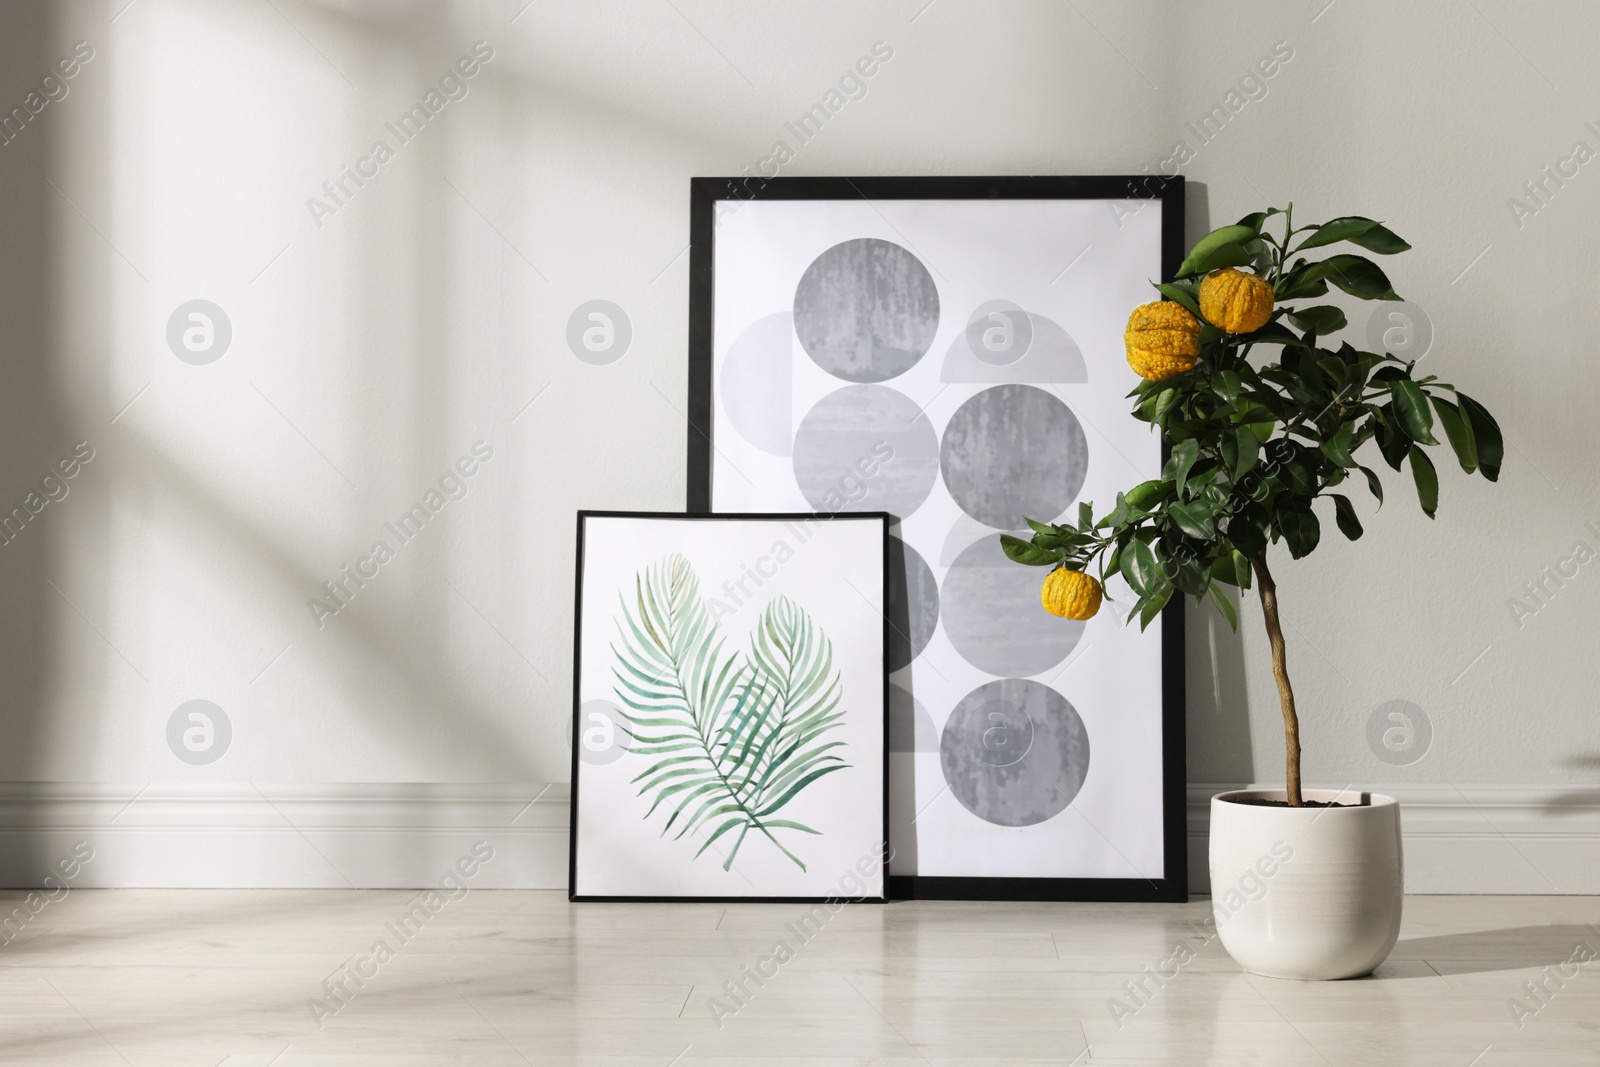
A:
[3, 783, 1595, 893]
[0, 783, 569, 889]
[1188, 784, 1600, 895]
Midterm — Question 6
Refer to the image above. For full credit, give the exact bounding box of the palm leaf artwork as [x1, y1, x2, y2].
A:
[611, 554, 850, 872]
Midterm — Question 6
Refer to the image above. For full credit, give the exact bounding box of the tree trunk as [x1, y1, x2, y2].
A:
[1251, 553, 1303, 807]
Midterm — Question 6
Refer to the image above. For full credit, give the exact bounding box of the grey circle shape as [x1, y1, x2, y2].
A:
[940, 679, 1090, 827]
[888, 684, 938, 753]
[940, 384, 1088, 530]
[887, 537, 939, 672]
[1366, 301, 1433, 361]
[793, 238, 939, 382]
[964, 300, 1034, 367]
[567, 300, 632, 365]
[167, 300, 232, 365]
[166, 700, 232, 765]
[1365, 699, 1432, 767]
[568, 700, 632, 766]
[792, 384, 940, 520]
[942, 532, 1084, 677]
[971, 697, 1035, 767]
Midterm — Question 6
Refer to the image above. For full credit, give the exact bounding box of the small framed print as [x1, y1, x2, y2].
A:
[687, 176, 1187, 901]
[570, 510, 889, 903]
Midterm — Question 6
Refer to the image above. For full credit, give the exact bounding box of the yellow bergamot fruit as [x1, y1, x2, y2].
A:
[1041, 568, 1102, 621]
[1125, 301, 1201, 381]
[1198, 267, 1274, 333]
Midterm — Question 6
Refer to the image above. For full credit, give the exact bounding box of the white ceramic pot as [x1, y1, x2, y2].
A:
[1208, 788, 1403, 980]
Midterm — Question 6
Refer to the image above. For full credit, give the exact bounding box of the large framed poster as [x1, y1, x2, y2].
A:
[570, 511, 890, 903]
[687, 177, 1186, 901]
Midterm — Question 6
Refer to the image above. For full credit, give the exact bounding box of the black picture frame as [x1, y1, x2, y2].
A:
[684, 176, 1187, 903]
[570, 509, 892, 904]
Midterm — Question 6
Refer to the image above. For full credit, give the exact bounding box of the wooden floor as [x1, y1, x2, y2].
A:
[0, 890, 1597, 1065]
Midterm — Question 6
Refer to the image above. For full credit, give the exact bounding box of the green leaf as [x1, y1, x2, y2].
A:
[1278, 507, 1321, 559]
[1152, 388, 1182, 422]
[1124, 479, 1172, 511]
[1274, 446, 1318, 496]
[1231, 548, 1253, 590]
[1244, 321, 1301, 345]
[1176, 224, 1259, 277]
[1389, 380, 1439, 444]
[1358, 464, 1385, 506]
[1431, 396, 1478, 474]
[1138, 582, 1173, 630]
[1296, 217, 1410, 256]
[1207, 584, 1238, 630]
[1346, 223, 1410, 255]
[1123, 539, 1161, 598]
[1321, 254, 1401, 300]
[1168, 547, 1209, 596]
[1187, 242, 1256, 277]
[1024, 517, 1057, 535]
[1297, 216, 1383, 251]
[1330, 493, 1363, 540]
[1376, 408, 1409, 470]
[1245, 415, 1278, 444]
[1458, 393, 1503, 482]
[1209, 552, 1242, 587]
[1000, 534, 1058, 566]
[1285, 254, 1400, 302]
[1212, 370, 1242, 405]
[1167, 501, 1215, 539]
[754, 765, 848, 820]
[1225, 500, 1271, 558]
[1276, 269, 1330, 301]
[693, 816, 752, 861]
[1409, 445, 1438, 518]
[1285, 305, 1348, 335]
[1320, 423, 1356, 467]
[1152, 283, 1202, 317]
[1030, 530, 1080, 551]
[1169, 438, 1200, 496]
[1220, 426, 1260, 482]
[758, 819, 822, 835]
[1316, 356, 1351, 391]
[1207, 548, 1252, 590]
[1078, 501, 1094, 529]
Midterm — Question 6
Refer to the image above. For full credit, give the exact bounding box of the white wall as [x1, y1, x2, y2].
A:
[1, 0, 1595, 890]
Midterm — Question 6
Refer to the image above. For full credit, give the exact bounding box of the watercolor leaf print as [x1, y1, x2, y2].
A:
[611, 554, 849, 871]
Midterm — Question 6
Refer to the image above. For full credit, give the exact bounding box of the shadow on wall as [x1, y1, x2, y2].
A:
[0, 0, 556, 886]
[1176, 182, 1256, 786]
[0, 0, 93, 889]
[1539, 754, 1600, 814]
[1188, 596, 1255, 784]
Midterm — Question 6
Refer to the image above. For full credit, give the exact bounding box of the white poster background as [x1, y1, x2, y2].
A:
[575, 515, 886, 898]
[710, 198, 1166, 880]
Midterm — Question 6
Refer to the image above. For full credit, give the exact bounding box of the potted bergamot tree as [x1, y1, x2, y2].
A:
[1007, 205, 1503, 980]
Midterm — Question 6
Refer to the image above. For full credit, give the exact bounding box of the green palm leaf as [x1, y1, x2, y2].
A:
[610, 555, 849, 872]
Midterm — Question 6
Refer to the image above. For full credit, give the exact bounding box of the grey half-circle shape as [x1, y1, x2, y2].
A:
[720, 311, 794, 457]
[940, 513, 996, 568]
[889, 683, 940, 753]
[940, 311, 1087, 383]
